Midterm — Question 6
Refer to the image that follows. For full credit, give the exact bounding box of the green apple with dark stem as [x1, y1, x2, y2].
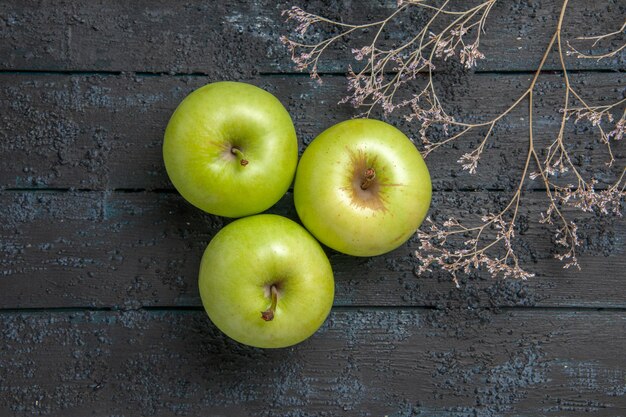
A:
[163, 81, 298, 218]
[294, 119, 432, 257]
[198, 214, 335, 348]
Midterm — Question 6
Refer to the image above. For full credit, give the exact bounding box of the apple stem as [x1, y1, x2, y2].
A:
[361, 168, 376, 190]
[231, 147, 249, 166]
[261, 285, 279, 321]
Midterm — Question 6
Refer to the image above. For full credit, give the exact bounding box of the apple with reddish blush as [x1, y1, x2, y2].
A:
[163, 81, 298, 218]
[198, 214, 335, 349]
[294, 119, 432, 257]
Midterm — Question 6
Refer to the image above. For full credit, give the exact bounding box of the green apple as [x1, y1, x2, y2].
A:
[198, 214, 335, 348]
[294, 119, 431, 257]
[163, 81, 298, 218]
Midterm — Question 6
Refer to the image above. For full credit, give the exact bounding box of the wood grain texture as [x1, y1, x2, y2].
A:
[1, 190, 623, 309]
[1, 1, 625, 415]
[1, 72, 623, 190]
[0, 0, 623, 74]
[1, 309, 625, 417]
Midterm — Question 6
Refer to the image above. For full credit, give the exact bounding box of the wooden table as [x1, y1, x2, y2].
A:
[1, 1, 625, 416]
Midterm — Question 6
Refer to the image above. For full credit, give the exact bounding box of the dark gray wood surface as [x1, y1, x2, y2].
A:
[1, 309, 625, 416]
[0, 0, 623, 73]
[1, 191, 625, 310]
[1, 1, 625, 416]
[1, 72, 624, 191]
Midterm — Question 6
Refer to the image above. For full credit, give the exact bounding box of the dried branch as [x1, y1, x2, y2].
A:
[281, 0, 625, 282]
[567, 20, 626, 60]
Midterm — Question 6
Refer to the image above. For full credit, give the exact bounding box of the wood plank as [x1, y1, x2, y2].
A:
[0, 308, 624, 416]
[1, 72, 623, 191]
[0, 0, 623, 74]
[1, 190, 623, 309]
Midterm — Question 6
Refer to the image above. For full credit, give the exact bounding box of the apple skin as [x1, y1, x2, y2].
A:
[163, 81, 298, 218]
[198, 214, 335, 348]
[294, 119, 432, 257]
